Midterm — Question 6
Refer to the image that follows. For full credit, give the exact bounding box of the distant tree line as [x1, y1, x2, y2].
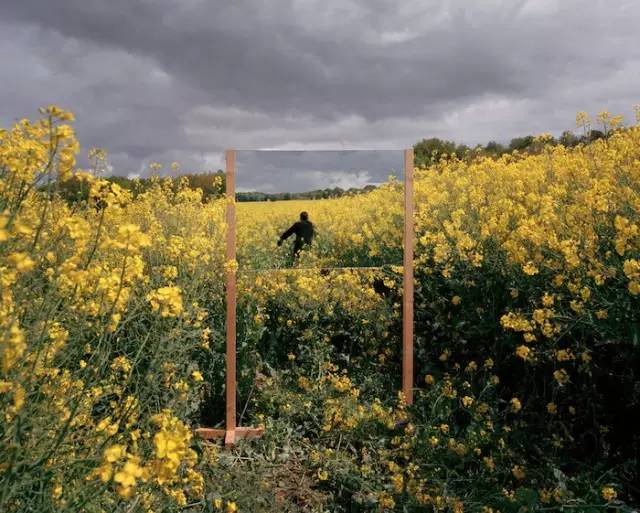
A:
[413, 129, 607, 167]
[55, 170, 379, 204]
[236, 184, 377, 202]
[56, 171, 226, 204]
[54, 125, 616, 205]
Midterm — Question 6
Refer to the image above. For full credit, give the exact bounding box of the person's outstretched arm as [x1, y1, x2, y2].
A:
[278, 223, 298, 245]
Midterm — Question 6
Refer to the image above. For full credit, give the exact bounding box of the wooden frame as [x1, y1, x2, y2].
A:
[403, 148, 414, 405]
[197, 148, 414, 446]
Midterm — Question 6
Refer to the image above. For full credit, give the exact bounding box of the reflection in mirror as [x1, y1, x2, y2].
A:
[238, 266, 402, 370]
[234, 150, 405, 270]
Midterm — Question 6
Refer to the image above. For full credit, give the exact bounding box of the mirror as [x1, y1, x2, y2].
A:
[234, 150, 405, 271]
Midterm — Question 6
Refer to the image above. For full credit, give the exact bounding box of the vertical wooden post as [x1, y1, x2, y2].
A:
[225, 149, 237, 447]
[403, 149, 414, 405]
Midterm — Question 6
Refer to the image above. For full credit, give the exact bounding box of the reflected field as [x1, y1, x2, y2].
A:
[234, 150, 405, 271]
[236, 186, 404, 271]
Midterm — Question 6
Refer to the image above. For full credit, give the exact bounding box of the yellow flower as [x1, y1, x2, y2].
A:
[52, 485, 63, 500]
[7, 252, 36, 273]
[515, 345, 532, 361]
[511, 465, 526, 480]
[547, 402, 557, 414]
[191, 370, 204, 382]
[576, 111, 591, 129]
[223, 259, 239, 274]
[226, 501, 238, 513]
[553, 369, 570, 386]
[601, 486, 617, 502]
[502, 488, 516, 501]
[510, 397, 522, 413]
[12, 384, 25, 412]
[483, 456, 495, 471]
[570, 300, 584, 313]
[539, 488, 552, 503]
[424, 374, 434, 385]
[462, 396, 474, 408]
[150, 412, 196, 484]
[555, 349, 573, 362]
[465, 361, 477, 372]
[378, 492, 395, 509]
[0, 211, 9, 241]
[113, 458, 144, 498]
[104, 444, 126, 463]
[146, 286, 183, 317]
[391, 471, 404, 493]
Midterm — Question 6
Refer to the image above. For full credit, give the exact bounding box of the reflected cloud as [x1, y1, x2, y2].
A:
[236, 150, 402, 194]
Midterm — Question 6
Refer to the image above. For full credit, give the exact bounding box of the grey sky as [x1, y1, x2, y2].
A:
[1, 0, 638, 182]
[236, 151, 403, 193]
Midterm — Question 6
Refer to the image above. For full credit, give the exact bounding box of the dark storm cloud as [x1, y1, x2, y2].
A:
[0, 1, 638, 180]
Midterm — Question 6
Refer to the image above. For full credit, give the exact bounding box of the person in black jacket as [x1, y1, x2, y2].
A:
[278, 211, 314, 261]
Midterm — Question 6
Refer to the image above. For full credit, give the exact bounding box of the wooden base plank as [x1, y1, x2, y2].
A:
[195, 426, 265, 447]
[194, 427, 226, 439]
[234, 426, 265, 439]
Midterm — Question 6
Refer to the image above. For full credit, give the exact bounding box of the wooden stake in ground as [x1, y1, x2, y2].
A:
[403, 148, 415, 405]
[196, 149, 263, 447]
[225, 149, 237, 446]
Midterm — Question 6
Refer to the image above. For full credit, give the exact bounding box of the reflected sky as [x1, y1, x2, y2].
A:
[235, 150, 404, 194]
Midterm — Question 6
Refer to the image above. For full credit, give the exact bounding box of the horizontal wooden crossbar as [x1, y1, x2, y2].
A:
[195, 426, 265, 447]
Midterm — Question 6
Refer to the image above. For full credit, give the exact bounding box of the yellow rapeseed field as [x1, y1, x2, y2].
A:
[1, 106, 639, 511]
[237, 188, 404, 270]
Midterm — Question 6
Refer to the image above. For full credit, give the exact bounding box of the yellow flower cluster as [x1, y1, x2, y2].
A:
[1, 108, 213, 511]
[0, 106, 77, 190]
[149, 411, 203, 504]
[147, 286, 184, 317]
[91, 444, 146, 498]
[89, 411, 204, 504]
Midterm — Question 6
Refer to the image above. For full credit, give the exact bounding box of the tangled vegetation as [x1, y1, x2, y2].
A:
[1, 106, 638, 512]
